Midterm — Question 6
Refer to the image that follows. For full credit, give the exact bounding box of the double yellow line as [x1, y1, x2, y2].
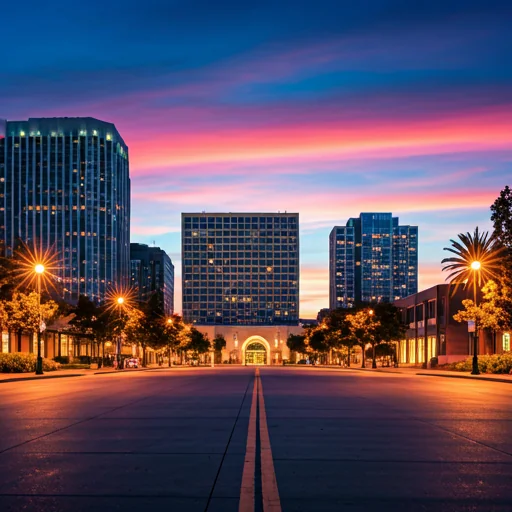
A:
[239, 368, 281, 512]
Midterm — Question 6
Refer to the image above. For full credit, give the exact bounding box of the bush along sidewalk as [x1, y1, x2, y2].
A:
[445, 353, 512, 374]
[0, 353, 60, 373]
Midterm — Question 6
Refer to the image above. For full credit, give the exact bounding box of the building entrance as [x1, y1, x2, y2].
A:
[245, 342, 267, 365]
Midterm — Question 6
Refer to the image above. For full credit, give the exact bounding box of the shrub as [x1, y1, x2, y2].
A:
[446, 353, 512, 374]
[59, 364, 90, 370]
[0, 353, 60, 373]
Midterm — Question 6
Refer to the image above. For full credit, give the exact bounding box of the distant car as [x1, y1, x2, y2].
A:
[297, 359, 307, 364]
[127, 358, 139, 368]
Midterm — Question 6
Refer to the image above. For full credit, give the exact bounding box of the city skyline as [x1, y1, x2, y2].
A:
[1, 1, 511, 317]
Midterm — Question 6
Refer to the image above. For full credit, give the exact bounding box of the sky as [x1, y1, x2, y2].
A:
[1, 0, 511, 317]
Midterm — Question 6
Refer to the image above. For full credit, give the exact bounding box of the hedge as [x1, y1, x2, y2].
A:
[446, 353, 512, 374]
[0, 353, 60, 373]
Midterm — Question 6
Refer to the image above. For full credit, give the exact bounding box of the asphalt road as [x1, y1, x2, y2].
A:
[0, 367, 511, 512]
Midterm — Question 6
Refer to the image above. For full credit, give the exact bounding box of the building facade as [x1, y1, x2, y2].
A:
[394, 284, 511, 365]
[0, 117, 130, 303]
[182, 213, 299, 326]
[130, 243, 174, 315]
[329, 213, 417, 308]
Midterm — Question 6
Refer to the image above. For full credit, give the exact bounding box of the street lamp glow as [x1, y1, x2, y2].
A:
[117, 297, 125, 305]
[34, 264, 45, 274]
[471, 261, 481, 270]
[167, 318, 173, 325]
[369, 309, 374, 316]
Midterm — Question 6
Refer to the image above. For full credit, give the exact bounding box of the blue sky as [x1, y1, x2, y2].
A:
[1, 0, 511, 315]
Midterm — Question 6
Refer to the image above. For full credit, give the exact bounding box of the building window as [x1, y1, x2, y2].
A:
[60, 335, 69, 356]
[2, 332, 9, 353]
[428, 336, 437, 359]
[503, 333, 511, 352]
[417, 337, 425, 363]
[408, 339, 416, 363]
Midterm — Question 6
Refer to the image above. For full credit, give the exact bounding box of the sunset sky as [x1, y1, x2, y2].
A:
[1, 1, 511, 317]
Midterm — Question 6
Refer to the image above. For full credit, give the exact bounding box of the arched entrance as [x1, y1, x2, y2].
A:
[242, 336, 271, 365]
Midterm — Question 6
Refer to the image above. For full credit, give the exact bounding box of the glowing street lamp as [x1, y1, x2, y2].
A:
[34, 263, 45, 375]
[115, 296, 125, 370]
[471, 260, 481, 375]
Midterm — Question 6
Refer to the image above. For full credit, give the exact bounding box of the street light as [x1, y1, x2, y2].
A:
[471, 260, 481, 375]
[116, 296, 125, 370]
[34, 263, 45, 375]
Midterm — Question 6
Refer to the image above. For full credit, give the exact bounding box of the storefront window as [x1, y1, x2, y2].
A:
[2, 332, 9, 353]
[60, 335, 68, 356]
[504, 333, 511, 352]
[417, 338, 425, 363]
[428, 336, 437, 359]
[409, 339, 416, 363]
[400, 340, 407, 363]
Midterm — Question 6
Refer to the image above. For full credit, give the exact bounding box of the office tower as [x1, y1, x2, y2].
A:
[0, 117, 130, 303]
[329, 213, 417, 308]
[130, 243, 174, 315]
[182, 213, 299, 325]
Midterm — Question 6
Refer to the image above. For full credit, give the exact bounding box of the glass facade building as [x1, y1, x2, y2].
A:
[130, 243, 174, 315]
[330, 213, 417, 308]
[182, 213, 299, 325]
[0, 117, 130, 303]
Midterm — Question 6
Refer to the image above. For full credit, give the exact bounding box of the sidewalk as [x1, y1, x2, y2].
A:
[348, 365, 512, 384]
[0, 365, 161, 384]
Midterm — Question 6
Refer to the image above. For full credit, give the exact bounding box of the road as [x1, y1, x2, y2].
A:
[0, 367, 511, 511]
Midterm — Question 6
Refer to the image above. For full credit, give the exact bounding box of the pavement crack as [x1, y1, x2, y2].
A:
[203, 374, 253, 512]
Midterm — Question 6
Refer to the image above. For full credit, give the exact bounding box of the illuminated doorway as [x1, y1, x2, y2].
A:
[245, 341, 267, 365]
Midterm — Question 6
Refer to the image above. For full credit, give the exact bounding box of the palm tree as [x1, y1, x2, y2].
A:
[442, 227, 504, 293]
[442, 227, 505, 374]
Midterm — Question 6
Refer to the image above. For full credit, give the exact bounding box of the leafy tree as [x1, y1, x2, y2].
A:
[323, 308, 357, 366]
[162, 314, 188, 366]
[185, 328, 210, 360]
[346, 308, 379, 368]
[286, 334, 307, 359]
[371, 303, 406, 366]
[4, 292, 59, 352]
[490, 186, 512, 330]
[307, 328, 329, 362]
[491, 185, 512, 250]
[212, 333, 226, 352]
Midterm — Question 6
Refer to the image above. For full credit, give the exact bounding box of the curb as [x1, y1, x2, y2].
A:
[93, 367, 158, 375]
[0, 373, 85, 384]
[416, 372, 512, 384]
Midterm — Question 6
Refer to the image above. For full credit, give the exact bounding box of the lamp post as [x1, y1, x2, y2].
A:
[167, 317, 173, 367]
[34, 263, 45, 375]
[116, 296, 125, 370]
[471, 260, 481, 375]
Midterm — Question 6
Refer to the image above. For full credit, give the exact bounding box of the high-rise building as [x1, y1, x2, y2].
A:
[182, 213, 299, 325]
[130, 243, 174, 315]
[0, 117, 130, 303]
[329, 213, 417, 308]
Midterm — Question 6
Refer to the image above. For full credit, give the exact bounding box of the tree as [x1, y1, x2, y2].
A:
[346, 308, 380, 368]
[453, 280, 508, 351]
[286, 334, 307, 360]
[323, 308, 357, 366]
[212, 334, 226, 363]
[490, 186, 512, 330]
[4, 292, 59, 352]
[185, 328, 210, 361]
[490, 186, 512, 250]
[442, 227, 506, 374]
[307, 328, 329, 362]
[371, 303, 407, 367]
[441, 227, 504, 294]
[162, 314, 188, 366]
